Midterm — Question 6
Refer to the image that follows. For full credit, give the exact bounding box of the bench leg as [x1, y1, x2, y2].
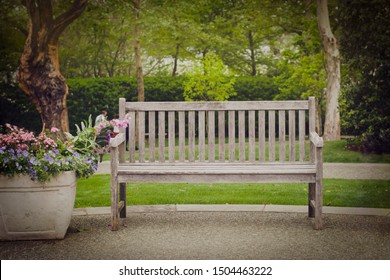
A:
[314, 180, 323, 230]
[309, 181, 323, 229]
[111, 175, 119, 231]
[308, 183, 315, 218]
[119, 182, 126, 218]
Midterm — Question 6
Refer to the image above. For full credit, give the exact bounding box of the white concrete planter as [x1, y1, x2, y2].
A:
[0, 171, 76, 240]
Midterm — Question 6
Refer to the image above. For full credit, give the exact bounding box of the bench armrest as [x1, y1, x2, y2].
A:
[109, 133, 125, 148]
[310, 132, 323, 148]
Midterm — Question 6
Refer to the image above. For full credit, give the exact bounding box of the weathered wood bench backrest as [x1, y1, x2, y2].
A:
[117, 97, 317, 164]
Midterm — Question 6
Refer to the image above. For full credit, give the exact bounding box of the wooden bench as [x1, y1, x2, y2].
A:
[109, 97, 324, 230]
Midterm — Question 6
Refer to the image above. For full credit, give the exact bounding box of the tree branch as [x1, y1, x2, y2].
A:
[37, 0, 53, 28]
[24, 0, 40, 53]
[50, 0, 88, 43]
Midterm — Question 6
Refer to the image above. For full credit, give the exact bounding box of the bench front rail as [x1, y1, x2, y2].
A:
[110, 97, 323, 230]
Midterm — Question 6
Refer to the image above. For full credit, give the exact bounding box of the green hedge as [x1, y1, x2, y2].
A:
[2, 75, 279, 134]
[0, 82, 41, 132]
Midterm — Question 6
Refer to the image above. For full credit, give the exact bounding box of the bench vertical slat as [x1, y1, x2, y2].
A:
[158, 111, 165, 163]
[248, 111, 255, 162]
[128, 111, 136, 163]
[119, 98, 126, 163]
[279, 110, 286, 161]
[239, 111, 246, 161]
[299, 110, 306, 161]
[269, 110, 276, 161]
[148, 111, 155, 162]
[229, 111, 236, 162]
[138, 111, 145, 163]
[168, 111, 175, 163]
[179, 111, 185, 162]
[289, 110, 296, 161]
[199, 111, 206, 162]
[218, 111, 225, 161]
[208, 111, 215, 162]
[309, 97, 316, 163]
[258, 110, 266, 162]
[188, 111, 196, 162]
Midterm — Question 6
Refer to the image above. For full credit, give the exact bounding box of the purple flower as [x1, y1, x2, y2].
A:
[15, 162, 22, 170]
[44, 155, 54, 164]
[4, 158, 9, 163]
[30, 157, 40, 166]
[28, 168, 36, 176]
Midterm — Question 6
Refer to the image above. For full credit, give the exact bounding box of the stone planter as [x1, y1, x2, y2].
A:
[0, 171, 76, 240]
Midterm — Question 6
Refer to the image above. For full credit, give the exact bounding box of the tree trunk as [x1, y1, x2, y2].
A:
[133, 0, 145, 102]
[17, 0, 88, 138]
[317, 0, 341, 140]
[172, 42, 180, 77]
[248, 30, 257, 76]
[316, 99, 323, 135]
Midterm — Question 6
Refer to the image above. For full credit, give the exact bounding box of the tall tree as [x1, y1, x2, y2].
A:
[17, 0, 88, 138]
[316, 0, 340, 140]
[132, 0, 144, 101]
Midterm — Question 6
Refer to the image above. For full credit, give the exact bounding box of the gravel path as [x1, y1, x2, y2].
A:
[1, 212, 389, 260]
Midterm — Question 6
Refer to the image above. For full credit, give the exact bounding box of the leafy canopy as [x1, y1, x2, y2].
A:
[184, 53, 236, 101]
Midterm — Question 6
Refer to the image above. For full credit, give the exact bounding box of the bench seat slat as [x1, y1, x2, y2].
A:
[118, 172, 316, 184]
[117, 163, 316, 175]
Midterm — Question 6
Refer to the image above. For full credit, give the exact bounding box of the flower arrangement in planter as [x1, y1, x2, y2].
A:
[0, 122, 98, 182]
[0, 115, 130, 182]
[0, 117, 129, 240]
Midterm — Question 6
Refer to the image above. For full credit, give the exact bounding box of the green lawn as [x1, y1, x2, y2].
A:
[76, 175, 390, 209]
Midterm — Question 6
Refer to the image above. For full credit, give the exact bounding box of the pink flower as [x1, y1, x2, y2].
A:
[50, 127, 60, 133]
[110, 119, 129, 129]
[95, 120, 110, 135]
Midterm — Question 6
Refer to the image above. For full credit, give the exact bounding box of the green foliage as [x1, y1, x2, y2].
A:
[0, 1, 27, 80]
[338, 0, 390, 153]
[0, 82, 41, 132]
[231, 76, 278, 101]
[60, 0, 134, 78]
[65, 116, 97, 156]
[274, 53, 326, 101]
[184, 53, 236, 101]
[67, 76, 186, 133]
